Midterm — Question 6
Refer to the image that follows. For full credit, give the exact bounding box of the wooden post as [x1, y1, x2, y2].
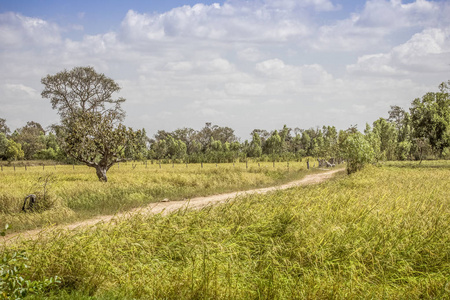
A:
[273, 161, 275, 168]
[159, 160, 161, 169]
[201, 162, 203, 168]
[14, 165, 15, 172]
[307, 160, 310, 170]
[25, 165, 27, 171]
[42, 164, 45, 170]
[246, 160, 248, 169]
[287, 162, 289, 172]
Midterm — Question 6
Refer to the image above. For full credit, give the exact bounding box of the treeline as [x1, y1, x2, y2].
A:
[1, 81, 449, 164]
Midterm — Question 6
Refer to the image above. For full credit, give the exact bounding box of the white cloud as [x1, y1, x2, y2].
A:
[0, 12, 61, 49]
[347, 27, 450, 78]
[313, 0, 450, 51]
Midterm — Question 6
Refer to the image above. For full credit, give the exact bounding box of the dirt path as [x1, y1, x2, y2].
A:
[2, 169, 342, 244]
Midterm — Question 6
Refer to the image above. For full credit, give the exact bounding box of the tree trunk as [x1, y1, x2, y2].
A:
[95, 165, 108, 182]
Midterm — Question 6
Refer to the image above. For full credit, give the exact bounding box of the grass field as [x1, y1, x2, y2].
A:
[1, 161, 449, 299]
[0, 160, 319, 233]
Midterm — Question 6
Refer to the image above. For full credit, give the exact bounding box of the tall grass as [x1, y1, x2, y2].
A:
[0, 161, 320, 232]
[2, 162, 449, 299]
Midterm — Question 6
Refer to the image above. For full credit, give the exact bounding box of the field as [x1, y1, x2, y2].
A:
[0, 160, 318, 233]
[1, 161, 450, 299]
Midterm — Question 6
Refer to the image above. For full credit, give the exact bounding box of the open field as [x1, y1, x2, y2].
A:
[0, 160, 321, 233]
[1, 161, 449, 299]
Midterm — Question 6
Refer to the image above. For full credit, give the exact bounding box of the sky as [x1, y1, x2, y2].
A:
[1, 0, 449, 139]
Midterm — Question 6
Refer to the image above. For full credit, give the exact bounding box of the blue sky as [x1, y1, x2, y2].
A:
[1, 0, 449, 139]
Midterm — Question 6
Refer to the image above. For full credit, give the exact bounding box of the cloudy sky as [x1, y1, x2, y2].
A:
[1, 0, 449, 139]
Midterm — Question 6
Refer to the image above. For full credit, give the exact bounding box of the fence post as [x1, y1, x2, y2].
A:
[201, 162, 203, 168]
[159, 160, 161, 169]
[273, 161, 275, 168]
[246, 160, 248, 169]
[25, 165, 27, 171]
[287, 162, 289, 172]
[42, 164, 45, 170]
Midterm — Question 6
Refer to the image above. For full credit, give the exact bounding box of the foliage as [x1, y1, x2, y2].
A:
[0, 225, 60, 299]
[410, 81, 450, 156]
[63, 111, 141, 182]
[0, 118, 10, 136]
[41, 66, 125, 121]
[41, 66, 139, 181]
[342, 132, 374, 174]
[5, 139, 25, 161]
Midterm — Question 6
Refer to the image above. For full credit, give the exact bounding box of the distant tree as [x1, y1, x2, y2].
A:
[342, 132, 374, 174]
[41, 66, 140, 182]
[410, 81, 450, 156]
[265, 130, 282, 158]
[5, 139, 25, 161]
[0, 118, 10, 136]
[0, 133, 8, 160]
[11, 121, 46, 159]
[372, 118, 397, 160]
[248, 132, 262, 158]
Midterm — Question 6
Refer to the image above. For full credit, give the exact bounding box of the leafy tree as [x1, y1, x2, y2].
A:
[372, 118, 397, 160]
[342, 132, 374, 174]
[11, 121, 46, 159]
[41, 67, 140, 182]
[63, 111, 139, 181]
[0, 133, 8, 160]
[248, 131, 262, 158]
[5, 139, 25, 161]
[0, 118, 10, 135]
[410, 81, 450, 156]
[265, 130, 282, 157]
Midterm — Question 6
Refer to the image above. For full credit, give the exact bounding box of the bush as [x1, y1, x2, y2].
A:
[342, 132, 374, 174]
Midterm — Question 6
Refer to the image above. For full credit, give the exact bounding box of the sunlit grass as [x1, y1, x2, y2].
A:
[0, 160, 324, 232]
[2, 161, 449, 299]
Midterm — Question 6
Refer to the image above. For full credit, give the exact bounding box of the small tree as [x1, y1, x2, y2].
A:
[342, 132, 374, 174]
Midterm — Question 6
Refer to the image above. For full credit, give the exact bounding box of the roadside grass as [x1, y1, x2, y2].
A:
[0, 160, 326, 233]
[2, 161, 449, 299]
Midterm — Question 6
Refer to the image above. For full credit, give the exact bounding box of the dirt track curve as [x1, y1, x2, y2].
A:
[2, 169, 342, 244]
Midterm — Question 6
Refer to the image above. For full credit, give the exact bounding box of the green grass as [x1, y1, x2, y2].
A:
[0, 160, 323, 233]
[2, 161, 449, 299]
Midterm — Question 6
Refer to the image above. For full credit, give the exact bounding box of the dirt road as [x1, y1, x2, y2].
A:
[2, 169, 342, 244]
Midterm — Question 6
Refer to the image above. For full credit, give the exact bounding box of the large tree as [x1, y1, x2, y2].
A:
[41, 66, 140, 182]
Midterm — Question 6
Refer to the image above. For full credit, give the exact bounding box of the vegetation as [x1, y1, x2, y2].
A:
[0, 160, 320, 233]
[3, 74, 450, 178]
[1, 162, 449, 299]
[40, 66, 143, 182]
